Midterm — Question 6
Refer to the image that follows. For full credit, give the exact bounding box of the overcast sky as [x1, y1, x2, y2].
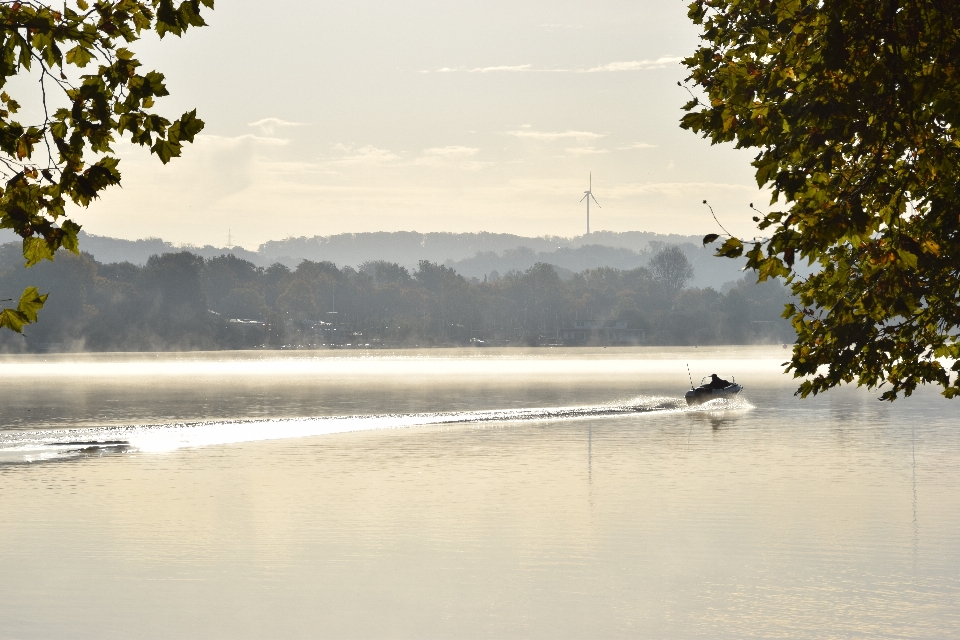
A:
[71, 0, 765, 249]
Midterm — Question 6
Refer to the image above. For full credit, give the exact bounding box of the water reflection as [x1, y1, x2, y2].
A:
[0, 348, 957, 639]
[687, 409, 742, 431]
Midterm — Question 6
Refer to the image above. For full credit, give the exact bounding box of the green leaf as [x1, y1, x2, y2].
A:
[61, 220, 82, 254]
[0, 287, 48, 333]
[17, 286, 47, 323]
[703, 233, 720, 246]
[50, 120, 67, 139]
[716, 237, 744, 258]
[23, 238, 56, 267]
[156, 0, 180, 38]
[0, 308, 29, 333]
[897, 249, 918, 269]
[169, 109, 204, 144]
[65, 45, 93, 67]
[754, 159, 778, 187]
[151, 138, 182, 164]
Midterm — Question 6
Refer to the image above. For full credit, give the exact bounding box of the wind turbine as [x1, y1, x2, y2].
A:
[580, 172, 600, 234]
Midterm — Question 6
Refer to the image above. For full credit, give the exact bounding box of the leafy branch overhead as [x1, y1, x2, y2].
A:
[0, 0, 210, 332]
[682, 0, 960, 400]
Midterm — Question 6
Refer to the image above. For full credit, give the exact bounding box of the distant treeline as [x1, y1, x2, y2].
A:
[0, 242, 794, 351]
[36, 229, 751, 289]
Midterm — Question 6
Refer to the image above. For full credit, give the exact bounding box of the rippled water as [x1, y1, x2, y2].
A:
[0, 347, 957, 638]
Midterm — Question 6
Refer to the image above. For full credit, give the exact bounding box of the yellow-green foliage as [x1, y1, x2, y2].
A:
[683, 0, 960, 400]
[0, 1, 211, 331]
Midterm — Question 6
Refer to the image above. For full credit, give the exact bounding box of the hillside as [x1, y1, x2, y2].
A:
[0, 229, 750, 290]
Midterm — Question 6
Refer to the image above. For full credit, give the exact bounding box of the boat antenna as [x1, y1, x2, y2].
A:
[686, 363, 694, 390]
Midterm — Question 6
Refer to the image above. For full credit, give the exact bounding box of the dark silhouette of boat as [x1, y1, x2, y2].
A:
[685, 374, 743, 406]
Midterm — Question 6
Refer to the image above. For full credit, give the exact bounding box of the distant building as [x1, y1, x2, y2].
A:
[561, 321, 641, 345]
[221, 318, 266, 348]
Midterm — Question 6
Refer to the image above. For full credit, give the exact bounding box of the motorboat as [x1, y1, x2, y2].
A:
[685, 375, 743, 406]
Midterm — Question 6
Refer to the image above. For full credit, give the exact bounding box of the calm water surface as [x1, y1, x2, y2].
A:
[0, 347, 957, 638]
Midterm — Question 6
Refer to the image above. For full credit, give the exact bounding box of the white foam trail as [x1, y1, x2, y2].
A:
[0, 395, 753, 463]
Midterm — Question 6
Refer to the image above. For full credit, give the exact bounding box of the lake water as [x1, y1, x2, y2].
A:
[1, 347, 957, 639]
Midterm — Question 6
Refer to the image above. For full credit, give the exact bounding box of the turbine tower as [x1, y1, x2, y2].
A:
[580, 172, 600, 234]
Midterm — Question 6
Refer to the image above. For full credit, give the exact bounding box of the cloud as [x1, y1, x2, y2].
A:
[607, 181, 757, 197]
[585, 57, 683, 72]
[247, 118, 305, 135]
[420, 65, 532, 74]
[469, 64, 532, 73]
[201, 133, 289, 147]
[330, 144, 400, 164]
[423, 146, 480, 157]
[565, 147, 609, 156]
[414, 146, 489, 169]
[507, 130, 605, 141]
[93, 132, 291, 216]
[422, 57, 681, 74]
[617, 142, 658, 150]
[324, 144, 487, 169]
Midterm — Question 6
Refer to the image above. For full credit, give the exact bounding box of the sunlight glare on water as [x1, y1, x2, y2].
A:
[0, 393, 752, 460]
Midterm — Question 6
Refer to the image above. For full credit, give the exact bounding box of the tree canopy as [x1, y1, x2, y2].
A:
[0, 0, 210, 332]
[682, 0, 960, 400]
[650, 245, 695, 292]
[0, 245, 795, 351]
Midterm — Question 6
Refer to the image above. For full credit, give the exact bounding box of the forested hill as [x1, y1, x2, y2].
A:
[0, 243, 793, 353]
[27, 230, 749, 291]
[256, 231, 697, 267]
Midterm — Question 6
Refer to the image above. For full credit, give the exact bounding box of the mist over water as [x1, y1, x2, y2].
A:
[1, 347, 957, 638]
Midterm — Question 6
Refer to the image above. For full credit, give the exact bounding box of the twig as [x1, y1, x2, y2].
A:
[676, 80, 700, 105]
[702, 199, 732, 237]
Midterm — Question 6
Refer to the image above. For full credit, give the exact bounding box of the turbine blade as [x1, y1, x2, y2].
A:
[591, 194, 601, 207]
[580, 194, 588, 202]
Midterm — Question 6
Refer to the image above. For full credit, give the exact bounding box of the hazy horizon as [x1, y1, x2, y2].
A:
[47, 0, 767, 250]
[5, 228, 746, 291]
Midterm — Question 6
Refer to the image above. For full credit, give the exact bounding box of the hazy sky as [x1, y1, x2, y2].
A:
[73, 0, 765, 249]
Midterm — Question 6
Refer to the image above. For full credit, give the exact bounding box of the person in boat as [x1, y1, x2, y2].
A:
[707, 373, 732, 389]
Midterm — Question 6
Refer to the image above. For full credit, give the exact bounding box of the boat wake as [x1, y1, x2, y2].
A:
[0, 395, 752, 463]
